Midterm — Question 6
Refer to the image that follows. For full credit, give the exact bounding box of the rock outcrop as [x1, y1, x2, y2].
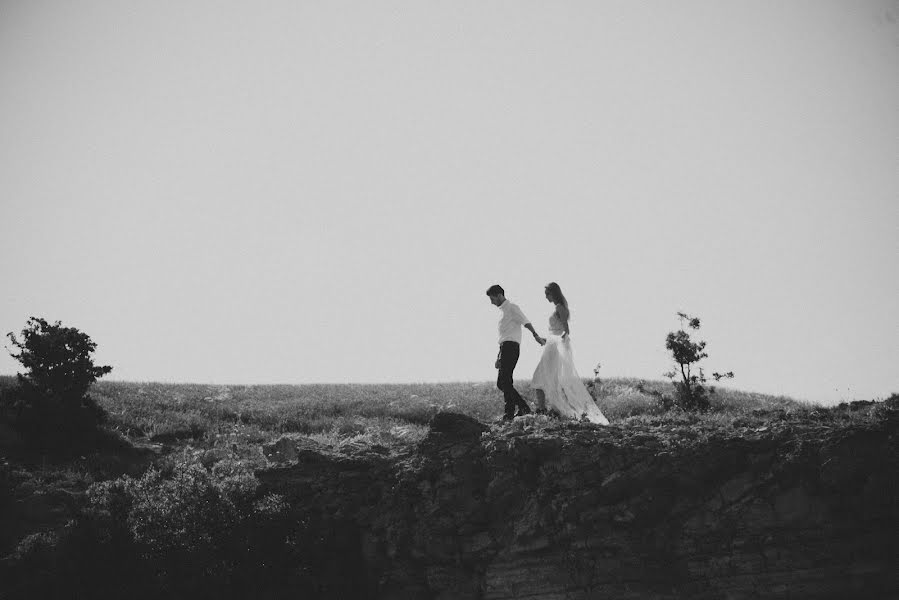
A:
[258, 405, 898, 599]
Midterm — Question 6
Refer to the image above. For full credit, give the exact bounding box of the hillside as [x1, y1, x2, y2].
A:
[0, 378, 896, 598]
[256, 404, 898, 599]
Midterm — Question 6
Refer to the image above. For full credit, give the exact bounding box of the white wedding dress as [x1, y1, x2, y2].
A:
[532, 309, 609, 425]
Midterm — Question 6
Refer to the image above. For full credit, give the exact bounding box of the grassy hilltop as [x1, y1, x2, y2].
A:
[1, 375, 820, 502]
[2, 375, 895, 599]
[84, 377, 809, 455]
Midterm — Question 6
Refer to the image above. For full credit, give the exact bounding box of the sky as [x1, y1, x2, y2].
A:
[1, 0, 897, 405]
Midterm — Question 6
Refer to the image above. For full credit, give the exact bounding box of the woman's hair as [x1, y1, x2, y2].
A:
[545, 282, 568, 307]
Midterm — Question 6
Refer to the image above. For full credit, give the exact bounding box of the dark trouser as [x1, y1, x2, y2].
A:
[497, 341, 531, 418]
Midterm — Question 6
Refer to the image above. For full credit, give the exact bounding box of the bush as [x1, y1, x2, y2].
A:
[3, 317, 112, 449]
[662, 312, 733, 412]
[76, 456, 305, 598]
[87, 456, 259, 555]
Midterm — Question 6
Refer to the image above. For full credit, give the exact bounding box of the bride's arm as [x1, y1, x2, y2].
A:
[557, 304, 570, 338]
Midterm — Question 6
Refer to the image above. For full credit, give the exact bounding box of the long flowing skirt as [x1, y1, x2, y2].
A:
[532, 335, 609, 425]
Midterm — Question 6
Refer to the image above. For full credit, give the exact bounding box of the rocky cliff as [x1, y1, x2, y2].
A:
[259, 403, 897, 599]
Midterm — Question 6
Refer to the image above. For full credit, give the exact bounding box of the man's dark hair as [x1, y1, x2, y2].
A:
[486, 284, 504, 297]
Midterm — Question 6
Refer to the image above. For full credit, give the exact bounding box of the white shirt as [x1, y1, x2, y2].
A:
[497, 299, 531, 344]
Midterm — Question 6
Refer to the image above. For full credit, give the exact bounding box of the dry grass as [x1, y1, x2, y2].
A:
[0, 374, 889, 568]
[591, 377, 811, 420]
[1, 374, 829, 458]
[78, 378, 819, 454]
[89, 380, 503, 455]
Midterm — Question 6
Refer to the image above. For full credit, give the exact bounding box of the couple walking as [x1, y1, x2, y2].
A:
[487, 283, 609, 425]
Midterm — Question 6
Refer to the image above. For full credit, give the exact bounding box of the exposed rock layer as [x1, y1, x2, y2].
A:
[259, 408, 898, 599]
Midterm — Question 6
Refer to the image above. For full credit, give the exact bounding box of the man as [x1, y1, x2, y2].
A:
[486, 284, 545, 421]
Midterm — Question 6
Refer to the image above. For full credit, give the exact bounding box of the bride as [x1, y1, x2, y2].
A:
[532, 282, 609, 425]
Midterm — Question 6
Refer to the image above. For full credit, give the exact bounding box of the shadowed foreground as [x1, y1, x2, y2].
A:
[1, 383, 896, 599]
[256, 405, 897, 599]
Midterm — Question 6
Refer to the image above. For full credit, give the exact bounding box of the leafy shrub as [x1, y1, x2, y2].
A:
[662, 312, 733, 411]
[3, 317, 112, 448]
[87, 455, 259, 555]
[12, 530, 60, 561]
[73, 456, 312, 598]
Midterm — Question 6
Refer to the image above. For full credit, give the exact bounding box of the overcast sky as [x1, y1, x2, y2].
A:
[1, 1, 897, 404]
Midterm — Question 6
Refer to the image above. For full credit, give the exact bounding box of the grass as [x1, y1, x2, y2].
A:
[76, 377, 822, 456]
[91, 380, 501, 449]
[3, 373, 881, 466]
[0, 374, 851, 454]
[1, 374, 893, 574]
[593, 377, 810, 420]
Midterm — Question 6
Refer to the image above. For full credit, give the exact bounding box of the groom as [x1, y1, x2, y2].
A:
[486, 284, 545, 421]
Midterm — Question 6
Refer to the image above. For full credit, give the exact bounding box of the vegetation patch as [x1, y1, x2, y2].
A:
[1, 372, 895, 599]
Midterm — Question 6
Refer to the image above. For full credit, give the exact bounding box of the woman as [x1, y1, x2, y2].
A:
[532, 282, 609, 425]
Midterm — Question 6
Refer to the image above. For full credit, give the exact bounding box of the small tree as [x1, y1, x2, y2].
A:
[663, 312, 733, 411]
[4, 317, 112, 447]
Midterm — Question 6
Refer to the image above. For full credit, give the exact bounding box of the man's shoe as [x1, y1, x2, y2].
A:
[516, 405, 532, 417]
[502, 414, 515, 422]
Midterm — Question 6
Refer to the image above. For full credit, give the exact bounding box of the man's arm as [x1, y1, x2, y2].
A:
[513, 304, 545, 345]
[524, 323, 546, 346]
